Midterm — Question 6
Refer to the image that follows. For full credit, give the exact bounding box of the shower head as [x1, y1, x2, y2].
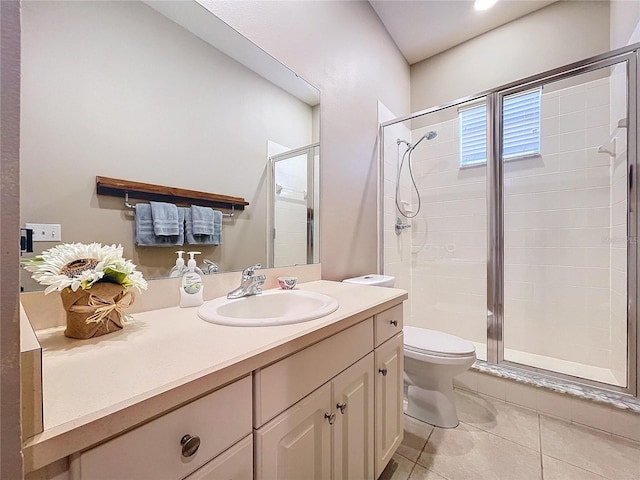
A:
[425, 130, 437, 140]
[409, 130, 438, 150]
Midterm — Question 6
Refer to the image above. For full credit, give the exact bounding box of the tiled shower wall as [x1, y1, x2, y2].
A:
[503, 76, 616, 373]
[385, 74, 627, 379]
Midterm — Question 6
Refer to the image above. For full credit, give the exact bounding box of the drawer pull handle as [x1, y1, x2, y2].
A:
[336, 402, 347, 414]
[379, 368, 388, 376]
[390, 320, 398, 327]
[180, 434, 201, 458]
[324, 412, 336, 425]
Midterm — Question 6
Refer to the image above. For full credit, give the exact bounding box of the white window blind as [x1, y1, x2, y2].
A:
[459, 88, 541, 167]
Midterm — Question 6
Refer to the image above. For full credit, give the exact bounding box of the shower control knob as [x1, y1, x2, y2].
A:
[378, 368, 388, 376]
[390, 320, 398, 327]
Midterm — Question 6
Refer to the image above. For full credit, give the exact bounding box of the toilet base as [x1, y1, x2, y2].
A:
[405, 383, 460, 428]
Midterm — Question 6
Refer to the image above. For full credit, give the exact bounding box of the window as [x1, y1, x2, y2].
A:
[459, 88, 542, 167]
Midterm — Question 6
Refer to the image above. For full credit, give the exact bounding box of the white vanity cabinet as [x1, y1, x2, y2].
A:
[373, 305, 404, 477]
[184, 435, 253, 480]
[374, 333, 404, 477]
[254, 303, 404, 480]
[332, 352, 375, 480]
[254, 354, 375, 480]
[72, 376, 252, 480]
[25, 288, 407, 480]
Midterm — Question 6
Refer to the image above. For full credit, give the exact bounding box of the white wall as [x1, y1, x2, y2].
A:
[0, 1, 23, 477]
[206, 0, 411, 280]
[411, 1, 610, 110]
[20, 0, 314, 284]
[610, 0, 640, 49]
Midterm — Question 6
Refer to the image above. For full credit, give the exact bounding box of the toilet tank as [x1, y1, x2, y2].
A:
[342, 274, 395, 288]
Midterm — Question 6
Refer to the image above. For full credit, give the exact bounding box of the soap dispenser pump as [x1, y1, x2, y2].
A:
[169, 251, 186, 278]
[180, 251, 204, 308]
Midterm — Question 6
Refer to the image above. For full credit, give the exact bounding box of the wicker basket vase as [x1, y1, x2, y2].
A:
[60, 282, 134, 339]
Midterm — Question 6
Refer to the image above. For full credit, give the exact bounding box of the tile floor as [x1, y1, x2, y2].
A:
[380, 389, 640, 480]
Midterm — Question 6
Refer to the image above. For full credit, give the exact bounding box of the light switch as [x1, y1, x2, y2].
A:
[25, 223, 62, 242]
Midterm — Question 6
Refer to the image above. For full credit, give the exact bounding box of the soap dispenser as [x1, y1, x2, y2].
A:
[169, 251, 186, 278]
[180, 251, 204, 308]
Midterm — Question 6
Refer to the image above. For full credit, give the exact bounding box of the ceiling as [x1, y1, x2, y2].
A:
[369, 0, 558, 65]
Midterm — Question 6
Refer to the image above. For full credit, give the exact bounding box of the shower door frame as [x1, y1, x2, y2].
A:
[379, 42, 640, 398]
[487, 51, 638, 396]
[267, 142, 319, 268]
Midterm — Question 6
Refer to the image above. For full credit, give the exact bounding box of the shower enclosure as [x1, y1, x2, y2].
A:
[380, 44, 639, 396]
[267, 143, 320, 268]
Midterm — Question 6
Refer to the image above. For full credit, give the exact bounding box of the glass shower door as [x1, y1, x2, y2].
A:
[500, 57, 636, 389]
[382, 100, 489, 360]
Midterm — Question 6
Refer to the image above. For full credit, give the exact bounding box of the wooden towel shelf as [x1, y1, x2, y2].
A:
[96, 176, 249, 211]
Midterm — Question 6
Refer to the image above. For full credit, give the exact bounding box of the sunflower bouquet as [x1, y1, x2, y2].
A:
[22, 243, 147, 339]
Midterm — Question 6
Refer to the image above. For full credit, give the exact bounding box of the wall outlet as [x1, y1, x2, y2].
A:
[25, 223, 62, 242]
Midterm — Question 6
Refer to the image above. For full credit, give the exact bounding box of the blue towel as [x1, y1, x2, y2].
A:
[191, 206, 215, 235]
[136, 204, 184, 246]
[135, 204, 155, 246]
[150, 201, 180, 236]
[185, 207, 222, 245]
[212, 210, 222, 245]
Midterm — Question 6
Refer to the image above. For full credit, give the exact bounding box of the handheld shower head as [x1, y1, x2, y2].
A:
[408, 130, 438, 150]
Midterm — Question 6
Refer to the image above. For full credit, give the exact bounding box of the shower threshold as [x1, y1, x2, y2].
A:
[470, 341, 624, 387]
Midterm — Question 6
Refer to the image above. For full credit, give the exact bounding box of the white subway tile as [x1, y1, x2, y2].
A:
[559, 91, 586, 115]
[559, 111, 587, 134]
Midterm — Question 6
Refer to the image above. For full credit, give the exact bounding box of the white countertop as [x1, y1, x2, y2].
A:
[23, 280, 407, 472]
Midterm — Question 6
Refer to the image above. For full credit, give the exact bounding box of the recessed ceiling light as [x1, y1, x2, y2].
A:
[475, 0, 499, 11]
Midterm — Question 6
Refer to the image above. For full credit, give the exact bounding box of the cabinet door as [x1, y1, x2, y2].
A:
[185, 435, 252, 480]
[374, 333, 404, 478]
[255, 383, 332, 480]
[332, 352, 374, 480]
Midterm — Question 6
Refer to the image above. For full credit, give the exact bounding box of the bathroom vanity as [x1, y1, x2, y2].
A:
[22, 280, 407, 480]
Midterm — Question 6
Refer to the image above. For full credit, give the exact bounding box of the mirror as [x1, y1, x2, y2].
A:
[19, 0, 320, 291]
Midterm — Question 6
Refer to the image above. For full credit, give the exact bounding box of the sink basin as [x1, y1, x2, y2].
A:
[198, 290, 339, 326]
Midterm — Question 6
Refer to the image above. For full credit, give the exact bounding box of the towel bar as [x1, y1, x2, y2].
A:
[124, 193, 236, 217]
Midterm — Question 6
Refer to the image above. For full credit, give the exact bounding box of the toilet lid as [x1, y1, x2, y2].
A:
[404, 326, 475, 356]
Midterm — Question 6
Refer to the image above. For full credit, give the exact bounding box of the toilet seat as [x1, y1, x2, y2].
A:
[404, 326, 475, 358]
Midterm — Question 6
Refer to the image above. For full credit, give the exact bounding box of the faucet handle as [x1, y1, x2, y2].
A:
[242, 263, 262, 278]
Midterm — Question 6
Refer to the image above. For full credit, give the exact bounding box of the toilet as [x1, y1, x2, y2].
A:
[403, 326, 475, 428]
[343, 274, 476, 428]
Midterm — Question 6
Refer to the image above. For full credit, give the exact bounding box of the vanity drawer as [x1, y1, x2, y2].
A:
[254, 318, 373, 427]
[375, 304, 403, 347]
[76, 376, 252, 480]
[185, 434, 253, 480]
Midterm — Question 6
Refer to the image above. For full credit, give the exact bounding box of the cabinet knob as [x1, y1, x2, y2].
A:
[390, 319, 398, 327]
[378, 367, 388, 376]
[324, 412, 336, 425]
[180, 434, 201, 458]
[336, 402, 347, 414]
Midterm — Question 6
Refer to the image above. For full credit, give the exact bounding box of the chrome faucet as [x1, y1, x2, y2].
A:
[203, 259, 219, 274]
[227, 263, 266, 299]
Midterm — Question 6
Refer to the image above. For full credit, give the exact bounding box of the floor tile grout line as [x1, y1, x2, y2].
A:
[456, 419, 542, 455]
[538, 413, 545, 480]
